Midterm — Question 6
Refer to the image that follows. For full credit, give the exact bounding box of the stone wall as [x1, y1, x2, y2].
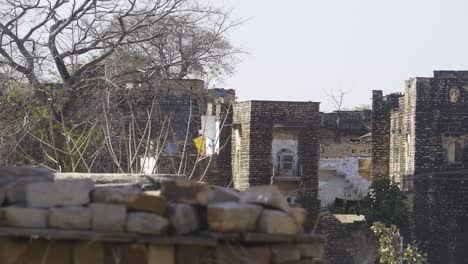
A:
[371, 71, 468, 263]
[0, 168, 325, 264]
[370, 91, 403, 180]
[231, 100, 321, 221]
[315, 213, 377, 264]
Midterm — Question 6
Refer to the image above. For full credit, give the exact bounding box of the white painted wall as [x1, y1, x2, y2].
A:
[318, 157, 371, 208]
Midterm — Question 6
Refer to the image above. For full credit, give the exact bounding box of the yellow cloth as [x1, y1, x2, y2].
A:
[193, 136, 206, 156]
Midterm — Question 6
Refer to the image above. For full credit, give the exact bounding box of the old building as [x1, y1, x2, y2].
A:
[318, 111, 372, 209]
[371, 71, 468, 263]
[231, 100, 321, 218]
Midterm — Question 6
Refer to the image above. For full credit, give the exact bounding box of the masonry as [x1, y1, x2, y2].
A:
[231, 100, 321, 221]
[371, 71, 468, 263]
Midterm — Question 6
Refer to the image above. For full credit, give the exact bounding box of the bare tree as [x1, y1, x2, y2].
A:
[323, 88, 347, 111]
[0, 0, 242, 172]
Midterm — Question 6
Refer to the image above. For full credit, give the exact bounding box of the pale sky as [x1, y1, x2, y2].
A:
[217, 0, 468, 112]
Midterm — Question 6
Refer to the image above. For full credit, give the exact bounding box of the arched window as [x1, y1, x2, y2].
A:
[447, 141, 463, 163]
[450, 87, 460, 103]
[277, 148, 295, 175]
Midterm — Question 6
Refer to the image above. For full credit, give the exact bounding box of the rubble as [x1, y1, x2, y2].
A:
[0, 167, 325, 264]
[26, 180, 94, 207]
[89, 203, 126, 231]
[49, 207, 92, 230]
[126, 212, 169, 235]
[207, 202, 262, 232]
[258, 209, 299, 235]
[167, 203, 200, 235]
[161, 179, 214, 205]
[239, 185, 290, 212]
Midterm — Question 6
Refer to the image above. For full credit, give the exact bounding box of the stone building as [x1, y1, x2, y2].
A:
[371, 71, 468, 263]
[231, 100, 321, 218]
[318, 111, 372, 209]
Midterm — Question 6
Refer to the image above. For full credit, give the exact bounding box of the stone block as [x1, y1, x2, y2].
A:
[4, 176, 52, 204]
[258, 209, 299, 235]
[92, 187, 166, 214]
[73, 241, 104, 264]
[161, 179, 213, 205]
[175, 246, 216, 264]
[0, 239, 71, 264]
[167, 203, 200, 235]
[207, 202, 262, 232]
[26, 179, 94, 207]
[289, 207, 307, 226]
[126, 212, 168, 235]
[297, 241, 325, 259]
[0, 188, 4, 206]
[209, 186, 240, 203]
[49, 206, 92, 230]
[217, 245, 270, 264]
[2, 206, 47, 228]
[89, 203, 126, 231]
[240, 185, 290, 212]
[104, 243, 147, 264]
[148, 245, 175, 264]
[270, 244, 301, 264]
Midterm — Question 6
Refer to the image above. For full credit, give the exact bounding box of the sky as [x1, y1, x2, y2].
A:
[215, 0, 468, 112]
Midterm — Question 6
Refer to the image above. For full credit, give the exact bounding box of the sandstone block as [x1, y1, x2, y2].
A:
[49, 206, 92, 230]
[209, 186, 240, 203]
[167, 203, 200, 235]
[271, 244, 301, 264]
[161, 179, 213, 205]
[258, 209, 299, 235]
[289, 207, 307, 226]
[92, 187, 166, 215]
[73, 241, 104, 264]
[26, 179, 94, 207]
[297, 240, 325, 259]
[240, 185, 290, 212]
[148, 245, 175, 264]
[1, 206, 47, 228]
[4, 176, 52, 204]
[0, 188, 4, 206]
[217, 246, 270, 264]
[126, 212, 168, 235]
[104, 243, 147, 264]
[207, 202, 262, 232]
[175, 246, 216, 264]
[89, 203, 126, 231]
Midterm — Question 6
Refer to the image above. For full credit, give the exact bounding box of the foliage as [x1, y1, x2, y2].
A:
[361, 177, 408, 228]
[371, 222, 428, 264]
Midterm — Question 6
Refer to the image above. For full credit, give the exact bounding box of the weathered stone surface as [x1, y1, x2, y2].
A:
[209, 186, 240, 203]
[0, 188, 4, 206]
[217, 246, 271, 264]
[270, 244, 301, 264]
[289, 207, 307, 226]
[92, 187, 166, 214]
[258, 209, 298, 235]
[49, 206, 92, 230]
[1, 206, 48, 228]
[297, 241, 325, 259]
[104, 243, 147, 264]
[175, 246, 216, 264]
[239, 185, 290, 212]
[148, 245, 175, 264]
[4, 176, 52, 204]
[207, 202, 262, 232]
[26, 179, 94, 207]
[73, 241, 104, 264]
[0, 166, 54, 178]
[167, 203, 200, 235]
[126, 212, 168, 235]
[161, 179, 214, 206]
[89, 203, 126, 231]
